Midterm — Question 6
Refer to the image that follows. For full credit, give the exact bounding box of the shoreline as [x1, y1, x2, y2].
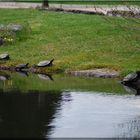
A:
[0, 65, 120, 78]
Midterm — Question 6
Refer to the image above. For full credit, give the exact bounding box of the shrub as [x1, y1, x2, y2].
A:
[0, 23, 31, 46]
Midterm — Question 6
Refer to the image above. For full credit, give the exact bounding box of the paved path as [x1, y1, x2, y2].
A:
[50, 4, 140, 16]
[0, 2, 42, 8]
[0, 2, 140, 16]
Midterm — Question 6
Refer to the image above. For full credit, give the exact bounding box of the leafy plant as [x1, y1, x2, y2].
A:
[0, 22, 31, 45]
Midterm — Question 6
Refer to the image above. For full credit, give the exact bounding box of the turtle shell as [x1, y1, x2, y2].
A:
[123, 72, 137, 82]
[16, 63, 29, 69]
[0, 53, 9, 59]
[37, 60, 51, 67]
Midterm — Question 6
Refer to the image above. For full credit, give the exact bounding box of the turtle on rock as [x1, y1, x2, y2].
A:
[122, 70, 140, 85]
[15, 63, 29, 71]
[0, 53, 10, 60]
[33, 59, 54, 68]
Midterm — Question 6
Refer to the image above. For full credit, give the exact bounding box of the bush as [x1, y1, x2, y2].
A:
[0, 23, 31, 45]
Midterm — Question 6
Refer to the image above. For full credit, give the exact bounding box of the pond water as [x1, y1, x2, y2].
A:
[0, 70, 140, 138]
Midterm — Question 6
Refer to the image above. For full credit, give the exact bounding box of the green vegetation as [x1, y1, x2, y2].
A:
[0, 9, 140, 76]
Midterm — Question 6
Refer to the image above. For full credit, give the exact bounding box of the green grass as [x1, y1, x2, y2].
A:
[0, 9, 140, 76]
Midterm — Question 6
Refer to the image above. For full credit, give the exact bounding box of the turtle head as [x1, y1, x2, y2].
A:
[50, 59, 54, 65]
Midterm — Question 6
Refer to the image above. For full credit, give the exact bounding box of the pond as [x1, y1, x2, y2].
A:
[0, 70, 140, 138]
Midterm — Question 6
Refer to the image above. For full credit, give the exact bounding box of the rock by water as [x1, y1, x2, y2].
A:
[66, 68, 119, 78]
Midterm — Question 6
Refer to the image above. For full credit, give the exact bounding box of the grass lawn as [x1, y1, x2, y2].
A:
[0, 9, 140, 76]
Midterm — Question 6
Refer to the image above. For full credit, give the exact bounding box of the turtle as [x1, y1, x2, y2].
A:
[15, 63, 29, 71]
[122, 71, 140, 85]
[0, 53, 10, 60]
[33, 59, 54, 68]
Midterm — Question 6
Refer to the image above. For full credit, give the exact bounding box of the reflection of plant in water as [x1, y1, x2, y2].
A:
[0, 71, 126, 94]
[115, 116, 140, 138]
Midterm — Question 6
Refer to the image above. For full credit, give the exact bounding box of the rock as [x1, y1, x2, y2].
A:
[66, 68, 119, 78]
[7, 24, 23, 32]
[0, 24, 23, 32]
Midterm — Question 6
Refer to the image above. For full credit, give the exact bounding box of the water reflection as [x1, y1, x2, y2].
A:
[16, 71, 29, 77]
[0, 70, 127, 94]
[123, 82, 140, 96]
[0, 71, 10, 81]
[49, 92, 140, 138]
[116, 116, 140, 138]
[38, 73, 53, 81]
[0, 90, 62, 138]
[0, 70, 139, 138]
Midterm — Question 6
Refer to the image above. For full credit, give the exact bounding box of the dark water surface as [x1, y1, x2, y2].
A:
[0, 70, 140, 138]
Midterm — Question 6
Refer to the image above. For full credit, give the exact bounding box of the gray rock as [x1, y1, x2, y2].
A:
[66, 68, 119, 78]
[7, 24, 23, 31]
[0, 24, 23, 32]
